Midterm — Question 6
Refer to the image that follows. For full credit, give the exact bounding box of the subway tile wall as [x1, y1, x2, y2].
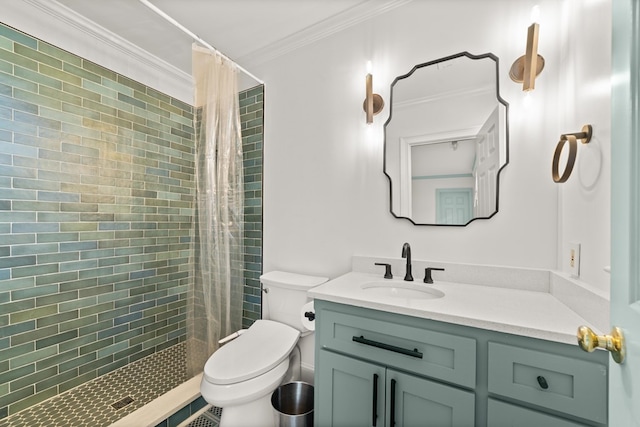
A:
[240, 86, 263, 329]
[0, 22, 195, 418]
[0, 22, 264, 419]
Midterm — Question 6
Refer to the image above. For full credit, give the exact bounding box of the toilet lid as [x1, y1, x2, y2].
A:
[203, 320, 300, 385]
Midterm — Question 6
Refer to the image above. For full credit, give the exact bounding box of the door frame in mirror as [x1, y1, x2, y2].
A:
[383, 51, 510, 226]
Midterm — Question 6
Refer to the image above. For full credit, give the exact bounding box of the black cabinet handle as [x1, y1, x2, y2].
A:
[390, 378, 397, 426]
[372, 373, 378, 426]
[352, 335, 423, 359]
[537, 375, 549, 390]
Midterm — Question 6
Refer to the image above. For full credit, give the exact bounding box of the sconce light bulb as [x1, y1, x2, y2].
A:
[366, 60, 373, 74]
[530, 5, 541, 23]
[522, 90, 533, 107]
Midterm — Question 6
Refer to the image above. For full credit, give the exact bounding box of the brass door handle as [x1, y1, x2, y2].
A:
[577, 326, 625, 364]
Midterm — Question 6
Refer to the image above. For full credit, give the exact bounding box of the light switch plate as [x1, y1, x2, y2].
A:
[568, 242, 581, 277]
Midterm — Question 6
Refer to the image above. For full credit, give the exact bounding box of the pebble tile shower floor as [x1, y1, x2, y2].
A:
[0, 342, 188, 427]
[185, 407, 221, 427]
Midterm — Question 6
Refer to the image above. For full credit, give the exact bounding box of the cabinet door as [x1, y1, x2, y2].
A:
[387, 370, 475, 427]
[316, 350, 385, 427]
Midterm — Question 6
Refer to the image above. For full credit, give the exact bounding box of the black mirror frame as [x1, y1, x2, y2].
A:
[383, 51, 510, 226]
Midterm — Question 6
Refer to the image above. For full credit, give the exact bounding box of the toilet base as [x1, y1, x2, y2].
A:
[219, 394, 278, 427]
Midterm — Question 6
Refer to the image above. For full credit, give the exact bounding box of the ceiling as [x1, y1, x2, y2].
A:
[53, 0, 407, 80]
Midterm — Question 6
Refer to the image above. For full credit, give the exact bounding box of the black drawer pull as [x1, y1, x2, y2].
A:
[537, 375, 549, 390]
[352, 335, 423, 359]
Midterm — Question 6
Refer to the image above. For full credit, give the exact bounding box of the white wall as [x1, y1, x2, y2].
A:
[557, 0, 612, 292]
[256, 0, 611, 293]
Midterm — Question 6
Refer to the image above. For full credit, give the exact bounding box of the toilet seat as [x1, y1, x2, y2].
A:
[204, 320, 300, 385]
[201, 358, 290, 408]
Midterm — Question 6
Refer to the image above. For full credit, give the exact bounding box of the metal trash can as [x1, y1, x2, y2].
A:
[271, 381, 314, 427]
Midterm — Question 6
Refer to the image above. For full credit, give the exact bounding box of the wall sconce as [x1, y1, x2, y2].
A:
[363, 62, 384, 124]
[552, 125, 593, 183]
[509, 9, 545, 91]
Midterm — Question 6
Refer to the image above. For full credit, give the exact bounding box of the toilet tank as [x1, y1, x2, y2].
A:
[261, 271, 328, 331]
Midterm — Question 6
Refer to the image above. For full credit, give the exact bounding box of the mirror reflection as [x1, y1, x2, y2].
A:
[384, 52, 509, 226]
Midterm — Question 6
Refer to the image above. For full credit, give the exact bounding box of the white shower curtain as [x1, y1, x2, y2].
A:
[188, 45, 244, 376]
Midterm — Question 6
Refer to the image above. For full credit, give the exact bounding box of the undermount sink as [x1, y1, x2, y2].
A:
[360, 281, 444, 300]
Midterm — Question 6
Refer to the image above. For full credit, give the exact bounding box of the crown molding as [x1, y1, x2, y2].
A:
[11, 0, 193, 103]
[239, 0, 414, 67]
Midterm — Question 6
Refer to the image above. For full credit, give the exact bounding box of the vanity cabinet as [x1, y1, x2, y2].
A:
[314, 300, 608, 427]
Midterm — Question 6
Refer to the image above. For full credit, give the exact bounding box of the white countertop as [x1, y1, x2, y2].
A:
[309, 271, 601, 346]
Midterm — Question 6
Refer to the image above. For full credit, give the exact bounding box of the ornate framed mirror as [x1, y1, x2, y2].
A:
[384, 52, 509, 226]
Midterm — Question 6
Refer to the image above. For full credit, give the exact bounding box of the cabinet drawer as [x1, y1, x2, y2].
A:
[319, 309, 476, 388]
[488, 342, 607, 424]
[487, 399, 588, 427]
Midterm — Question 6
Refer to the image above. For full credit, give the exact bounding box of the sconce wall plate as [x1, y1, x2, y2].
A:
[509, 54, 545, 84]
[364, 73, 384, 123]
[552, 124, 593, 183]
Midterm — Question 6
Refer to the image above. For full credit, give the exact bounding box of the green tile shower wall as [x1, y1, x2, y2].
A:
[240, 86, 263, 329]
[0, 23, 194, 418]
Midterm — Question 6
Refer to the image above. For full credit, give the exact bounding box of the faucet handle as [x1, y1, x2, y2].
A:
[375, 263, 393, 279]
[424, 267, 445, 284]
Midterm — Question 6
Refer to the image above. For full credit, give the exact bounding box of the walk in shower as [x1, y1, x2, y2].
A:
[0, 21, 263, 426]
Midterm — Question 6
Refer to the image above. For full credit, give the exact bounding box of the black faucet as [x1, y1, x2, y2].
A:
[401, 242, 413, 281]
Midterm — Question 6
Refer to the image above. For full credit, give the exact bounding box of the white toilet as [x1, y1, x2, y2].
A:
[200, 271, 328, 427]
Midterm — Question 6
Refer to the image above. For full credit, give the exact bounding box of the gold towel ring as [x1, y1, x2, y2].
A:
[552, 135, 577, 183]
[552, 125, 592, 183]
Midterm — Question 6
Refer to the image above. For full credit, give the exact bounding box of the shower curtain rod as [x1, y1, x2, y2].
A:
[138, 0, 265, 85]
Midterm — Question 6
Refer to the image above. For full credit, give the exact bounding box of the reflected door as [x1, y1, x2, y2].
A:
[436, 188, 472, 225]
[474, 107, 500, 218]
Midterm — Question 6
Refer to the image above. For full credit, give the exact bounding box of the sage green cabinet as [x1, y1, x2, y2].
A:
[314, 300, 608, 427]
[316, 349, 475, 426]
